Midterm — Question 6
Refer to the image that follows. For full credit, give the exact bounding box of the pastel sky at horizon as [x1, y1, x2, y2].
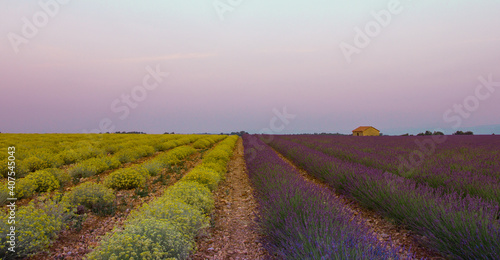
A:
[1, 0, 499, 135]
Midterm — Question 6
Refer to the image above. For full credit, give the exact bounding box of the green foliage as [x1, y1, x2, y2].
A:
[86, 218, 193, 260]
[64, 182, 116, 215]
[69, 157, 109, 179]
[104, 167, 150, 190]
[164, 181, 214, 214]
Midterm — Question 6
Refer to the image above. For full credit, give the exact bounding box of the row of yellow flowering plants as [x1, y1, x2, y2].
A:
[0, 135, 215, 258]
[0, 134, 188, 178]
[0, 134, 211, 205]
[85, 135, 238, 259]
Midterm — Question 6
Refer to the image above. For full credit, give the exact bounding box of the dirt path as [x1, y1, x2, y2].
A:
[269, 147, 445, 260]
[192, 138, 269, 260]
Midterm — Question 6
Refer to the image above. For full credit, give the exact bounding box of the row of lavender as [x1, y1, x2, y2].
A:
[242, 135, 407, 259]
[284, 135, 500, 205]
[266, 135, 500, 259]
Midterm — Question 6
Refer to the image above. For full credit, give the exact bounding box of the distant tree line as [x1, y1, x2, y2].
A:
[402, 130, 474, 136]
[416, 130, 444, 136]
[453, 130, 474, 135]
[113, 131, 146, 134]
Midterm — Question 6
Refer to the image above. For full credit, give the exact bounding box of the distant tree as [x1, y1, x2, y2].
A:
[433, 131, 444, 135]
[401, 133, 409, 136]
[424, 130, 433, 135]
[417, 132, 425, 136]
[230, 131, 248, 136]
[453, 130, 473, 135]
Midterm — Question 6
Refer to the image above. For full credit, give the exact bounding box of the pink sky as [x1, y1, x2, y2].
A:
[1, 0, 499, 135]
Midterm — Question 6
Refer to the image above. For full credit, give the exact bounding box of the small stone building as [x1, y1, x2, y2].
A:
[352, 126, 380, 136]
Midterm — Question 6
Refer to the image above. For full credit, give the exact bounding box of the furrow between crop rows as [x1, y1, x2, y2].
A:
[191, 137, 269, 260]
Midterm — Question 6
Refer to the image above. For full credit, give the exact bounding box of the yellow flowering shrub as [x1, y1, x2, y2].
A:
[16, 177, 37, 199]
[0, 183, 8, 205]
[141, 160, 164, 176]
[104, 167, 150, 190]
[69, 157, 109, 178]
[22, 156, 50, 172]
[0, 158, 9, 177]
[199, 161, 227, 178]
[32, 150, 64, 169]
[128, 197, 208, 238]
[181, 167, 221, 192]
[86, 218, 193, 260]
[63, 182, 115, 215]
[101, 156, 121, 170]
[24, 169, 61, 193]
[73, 146, 105, 161]
[44, 168, 71, 186]
[135, 145, 155, 157]
[154, 141, 176, 151]
[156, 146, 196, 166]
[58, 149, 81, 164]
[163, 181, 214, 214]
[170, 146, 197, 160]
[192, 139, 212, 149]
[0, 196, 72, 259]
[112, 148, 141, 163]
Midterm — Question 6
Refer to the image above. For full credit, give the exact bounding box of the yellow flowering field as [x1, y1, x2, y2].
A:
[0, 133, 231, 259]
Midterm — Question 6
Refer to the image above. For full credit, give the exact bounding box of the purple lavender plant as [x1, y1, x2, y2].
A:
[243, 135, 407, 260]
[265, 135, 500, 259]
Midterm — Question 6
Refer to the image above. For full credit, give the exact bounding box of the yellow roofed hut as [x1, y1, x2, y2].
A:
[352, 126, 380, 136]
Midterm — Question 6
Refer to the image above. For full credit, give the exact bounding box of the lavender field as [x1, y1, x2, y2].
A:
[244, 134, 500, 259]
